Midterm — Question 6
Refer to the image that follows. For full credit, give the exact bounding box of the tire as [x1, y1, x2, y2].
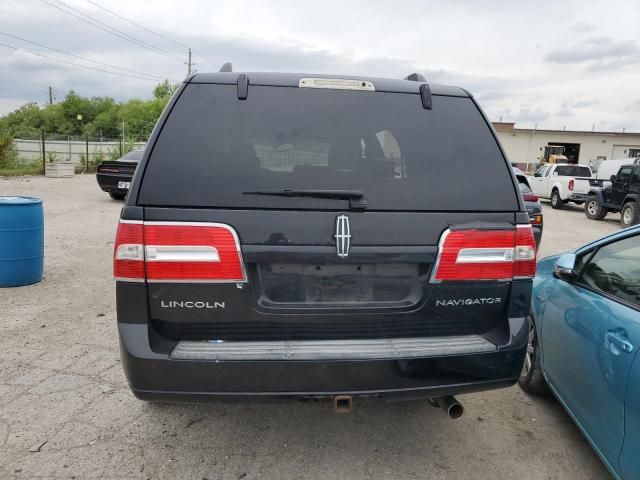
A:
[620, 202, 638, 228]
[518, 318, 549, 395]
[550, 190, 563, 209]
[585, 196, 607, 220]
[109, 192, 126, 201]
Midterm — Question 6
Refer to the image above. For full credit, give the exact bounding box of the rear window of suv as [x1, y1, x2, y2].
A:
[138, 83, 518, 211]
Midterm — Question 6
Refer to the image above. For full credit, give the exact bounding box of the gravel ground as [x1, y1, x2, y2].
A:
[0, 175, 621, 480]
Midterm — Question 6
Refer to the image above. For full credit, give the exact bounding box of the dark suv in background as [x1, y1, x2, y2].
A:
[585, 164, 640, 228]
[114, 68, 536, 415]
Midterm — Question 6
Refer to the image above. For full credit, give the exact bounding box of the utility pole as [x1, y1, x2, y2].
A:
[187, 48, 192, 75]
[48, 86, 53, 105]
[85, 132, 89, 174]
[41, 129, 46, 175]
[121, 117, 125, 156]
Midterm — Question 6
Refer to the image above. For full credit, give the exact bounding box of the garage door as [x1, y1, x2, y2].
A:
[612, 145, 640, 159]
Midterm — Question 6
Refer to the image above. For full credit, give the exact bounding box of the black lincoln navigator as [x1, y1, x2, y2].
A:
[114, 68, 535, 414]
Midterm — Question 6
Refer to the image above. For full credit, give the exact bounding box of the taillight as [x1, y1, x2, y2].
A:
[114, 220, 144, 281]
[98, 166, 120, 173]
[114, 221, 246, 283]
[522, 194, 538, 202]
[530, 214, 543, 225]
[513, 226, 537, 278]
[569, 179, 574, 191]
[432, 226, 536, 282]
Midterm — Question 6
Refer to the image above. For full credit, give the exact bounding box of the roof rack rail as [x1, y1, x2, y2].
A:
[219, 62, 233, 72]
[404, 73, 426, 82]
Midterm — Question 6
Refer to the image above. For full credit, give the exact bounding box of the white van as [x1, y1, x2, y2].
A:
[591, 157, 640, 181]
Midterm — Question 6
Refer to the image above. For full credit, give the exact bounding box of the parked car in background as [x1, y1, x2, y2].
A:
[114, 69, 537, 412]
[520, 225, 640, 480]
[529, 163, 592, 209]
[96, 149, 143, 200]
[515, 169, 543, 248]
[584, 164, 640, 227]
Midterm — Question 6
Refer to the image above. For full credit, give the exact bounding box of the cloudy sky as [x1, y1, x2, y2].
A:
[2, 0, 640, 131]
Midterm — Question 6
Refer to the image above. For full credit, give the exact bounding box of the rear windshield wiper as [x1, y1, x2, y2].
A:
[243, 189, 362, 199]
[242, 189, 367, 209]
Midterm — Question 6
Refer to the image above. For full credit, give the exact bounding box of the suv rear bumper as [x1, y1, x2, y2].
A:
[118, 318, 528, 402]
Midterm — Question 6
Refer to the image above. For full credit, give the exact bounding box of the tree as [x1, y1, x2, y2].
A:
[119, 99, 157, 141]
[0, 80, 177, 140]
[0, 103, 44, 138]
[0, 132, 18, 168]
[58, 90, 93, 135]
[88, 107, 120, 139]
[153, 79, 179, 101]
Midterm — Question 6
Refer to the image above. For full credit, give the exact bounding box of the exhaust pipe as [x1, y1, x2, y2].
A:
[434, 396, 464, 420]
[333, 395, 353, 413]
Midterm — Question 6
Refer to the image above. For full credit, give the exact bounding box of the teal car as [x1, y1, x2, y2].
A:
[520, 225, 640, 479]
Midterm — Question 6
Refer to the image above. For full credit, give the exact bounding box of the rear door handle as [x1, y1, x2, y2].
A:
[605, 331, 634, 354]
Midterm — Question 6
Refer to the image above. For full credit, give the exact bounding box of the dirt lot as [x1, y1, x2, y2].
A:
[0, 175, 621, 480]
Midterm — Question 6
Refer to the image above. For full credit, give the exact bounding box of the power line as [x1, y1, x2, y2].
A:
[84, 0, 189, 49]
[0, 31, 166, 81]
[0, 41, 162, 82]
[49, 0, 186, 64]
[39, 0, 185, 65]
[43, 0, 184, 64]
[83, 0, 219, 69]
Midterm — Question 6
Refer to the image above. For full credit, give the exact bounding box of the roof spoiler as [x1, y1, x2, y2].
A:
[404, 73, 426, 82]
[219, 62, 233, 72]
[404, 73, 432, 110]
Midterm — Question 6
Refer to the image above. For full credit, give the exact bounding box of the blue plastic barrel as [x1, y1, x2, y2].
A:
[0, 196, 44, 287]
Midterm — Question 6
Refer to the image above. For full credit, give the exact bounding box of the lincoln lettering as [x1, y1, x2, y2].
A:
[435, 298, 502, 307]
[160, 300, 225, 309]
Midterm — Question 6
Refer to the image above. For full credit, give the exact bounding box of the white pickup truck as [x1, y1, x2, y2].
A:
[528, 163, 593, 209]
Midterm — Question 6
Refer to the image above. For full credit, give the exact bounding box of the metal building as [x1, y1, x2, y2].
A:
[493, 122, 640, 168]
